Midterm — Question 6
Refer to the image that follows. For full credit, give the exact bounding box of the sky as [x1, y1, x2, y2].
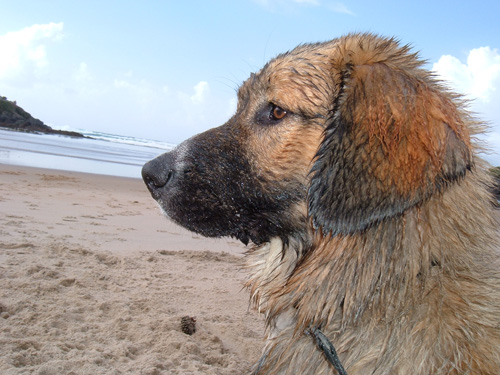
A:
[0, 0, 499, 165]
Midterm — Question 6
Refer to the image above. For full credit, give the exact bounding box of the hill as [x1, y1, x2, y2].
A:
[0, 96, 84, 138]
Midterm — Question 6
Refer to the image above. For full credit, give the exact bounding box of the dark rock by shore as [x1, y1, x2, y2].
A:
[0, 96, 85, 138]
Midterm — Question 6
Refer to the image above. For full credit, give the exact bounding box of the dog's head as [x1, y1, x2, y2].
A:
[142, 33, 472, 246]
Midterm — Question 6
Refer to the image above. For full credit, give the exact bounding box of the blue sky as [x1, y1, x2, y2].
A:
[1, 0, 499, 165]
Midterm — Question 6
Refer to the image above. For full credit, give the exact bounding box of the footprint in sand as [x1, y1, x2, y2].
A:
[62, 216, 78, 222]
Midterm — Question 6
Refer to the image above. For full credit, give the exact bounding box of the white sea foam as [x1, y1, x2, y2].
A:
[79, 130, 177, 151]
[0, 129, 176, 178]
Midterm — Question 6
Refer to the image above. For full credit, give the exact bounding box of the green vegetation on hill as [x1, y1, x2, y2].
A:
[0, 96, 84, 138]
[0, 97, 31, 120]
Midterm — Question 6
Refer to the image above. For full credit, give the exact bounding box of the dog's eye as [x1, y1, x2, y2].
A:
[255, 103, 289, 126]
[270, 104, 287, 121]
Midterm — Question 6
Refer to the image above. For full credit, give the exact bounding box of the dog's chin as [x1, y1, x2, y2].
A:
[176, 219, 270, 246]
[178, 219, 272, 247]
[155, 199, 271, 246]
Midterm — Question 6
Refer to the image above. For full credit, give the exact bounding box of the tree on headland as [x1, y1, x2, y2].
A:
[0, 96, 85, 138]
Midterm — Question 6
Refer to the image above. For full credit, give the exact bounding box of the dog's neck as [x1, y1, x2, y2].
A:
[245, 169, 499, 334]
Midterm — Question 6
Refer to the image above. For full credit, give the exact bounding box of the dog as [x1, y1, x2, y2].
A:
[142, 33, 500, 374]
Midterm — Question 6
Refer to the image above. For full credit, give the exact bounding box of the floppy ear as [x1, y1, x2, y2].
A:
[308, 59, 472, 236]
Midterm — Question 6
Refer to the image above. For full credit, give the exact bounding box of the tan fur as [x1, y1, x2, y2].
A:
[243, 34, 500, 374]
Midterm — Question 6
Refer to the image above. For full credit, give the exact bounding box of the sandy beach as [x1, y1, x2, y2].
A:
[0, 164, 263, 374]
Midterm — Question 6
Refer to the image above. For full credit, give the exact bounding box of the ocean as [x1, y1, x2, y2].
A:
[0, 128, 175, 178]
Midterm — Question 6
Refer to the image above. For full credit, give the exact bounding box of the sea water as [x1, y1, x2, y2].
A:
[0, 129, 175, 178]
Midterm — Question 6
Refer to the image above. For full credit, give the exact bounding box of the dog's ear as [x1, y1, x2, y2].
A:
[308, 55, 472, 236]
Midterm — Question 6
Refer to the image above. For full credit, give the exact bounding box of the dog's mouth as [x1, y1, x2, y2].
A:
[142, 126, 309, 248]
[233, 227, 269, 246]
[235, 230, 251, 246]
[144, 181, 268, 246]
[149, 187, 292, 247]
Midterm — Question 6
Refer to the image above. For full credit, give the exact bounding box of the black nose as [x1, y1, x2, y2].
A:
[142, 152, 176, 192]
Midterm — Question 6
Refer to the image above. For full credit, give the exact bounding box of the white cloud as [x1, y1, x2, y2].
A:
[190, 81, 209, 103]
[114, 79, 132, 89]
[293, 0, 320, 5]
[327, 2, 355, 15]
[433, 47, 500, 166]
[226, 97, 238, 118]
[255, 0, 320, 6]
[0, 22, 64, 85]
[253, 0, 353, 14]
[433, 46, 500, 102]
[252, 0, 316, 10]
[74, 62, 92, 82]
[0, 23, 226, 143]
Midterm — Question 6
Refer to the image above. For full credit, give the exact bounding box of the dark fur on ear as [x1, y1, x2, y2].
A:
[308, 37, 472, 236]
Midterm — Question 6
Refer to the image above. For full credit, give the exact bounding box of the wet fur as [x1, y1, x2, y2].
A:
[143, 33, 500, 374]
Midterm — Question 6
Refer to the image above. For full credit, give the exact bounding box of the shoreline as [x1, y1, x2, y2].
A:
[0, 129, 165, 179]
[0, 163, 262, 374]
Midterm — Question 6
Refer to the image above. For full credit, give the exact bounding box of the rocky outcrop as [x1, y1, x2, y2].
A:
[0, 96, 85, 138]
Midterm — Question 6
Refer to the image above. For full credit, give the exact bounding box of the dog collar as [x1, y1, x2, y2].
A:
[309, 327, 348, 375]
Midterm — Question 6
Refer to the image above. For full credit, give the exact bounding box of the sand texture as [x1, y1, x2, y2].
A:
[0, 164, 263, 374]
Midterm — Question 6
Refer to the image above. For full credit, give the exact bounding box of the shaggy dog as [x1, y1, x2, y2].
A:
[142, 33, 500, 374]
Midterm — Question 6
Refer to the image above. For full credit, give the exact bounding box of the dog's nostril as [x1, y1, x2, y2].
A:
[141, 158, 177, 190]
[144, 169, 175, 189]
[142, 148, 187, 192]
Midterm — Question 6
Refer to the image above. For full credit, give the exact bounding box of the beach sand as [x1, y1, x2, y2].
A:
[0, 164, 263, 374]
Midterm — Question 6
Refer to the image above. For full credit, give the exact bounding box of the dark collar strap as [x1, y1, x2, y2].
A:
[309, 327, 348, 375]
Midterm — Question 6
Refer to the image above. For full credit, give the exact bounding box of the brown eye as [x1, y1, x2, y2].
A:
[256, 103, 290, 126]
[270, 104, 287, 121]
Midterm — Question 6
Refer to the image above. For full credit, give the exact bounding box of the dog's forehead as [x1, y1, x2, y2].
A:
[263, 42, 335, 85]
[237, 72, 263, 101]
[237, 41, 336, 115]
